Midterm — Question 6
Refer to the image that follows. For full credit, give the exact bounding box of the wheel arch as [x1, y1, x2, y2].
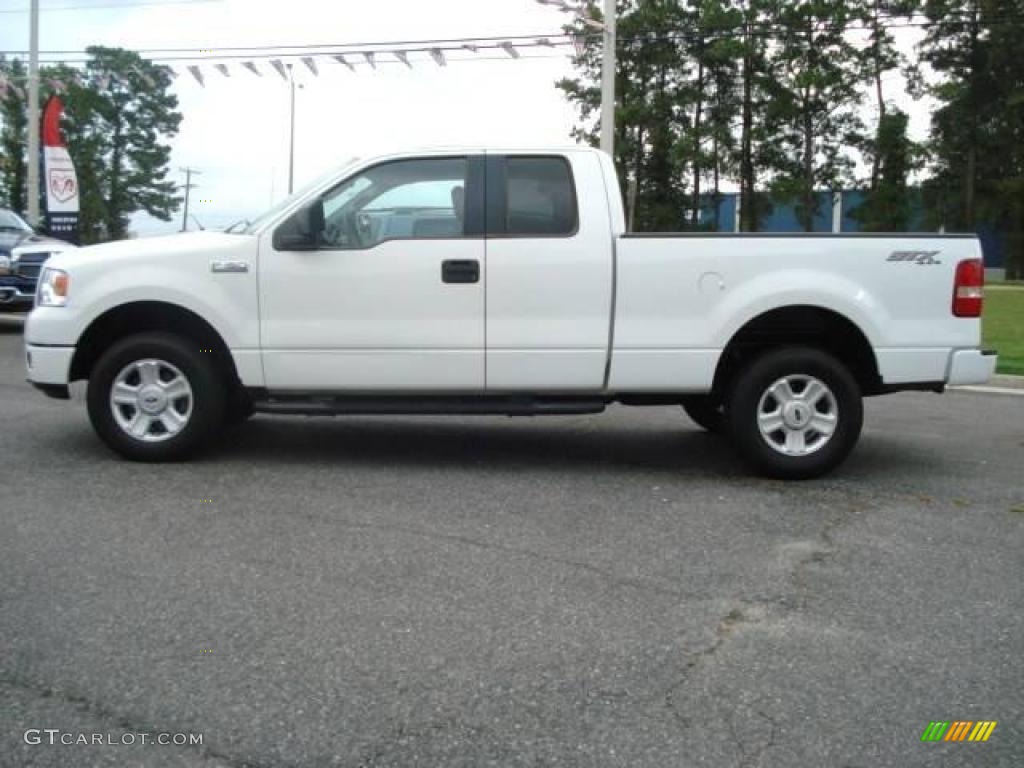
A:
[69, 301, 240, 386]
[712, 305, 882, 397]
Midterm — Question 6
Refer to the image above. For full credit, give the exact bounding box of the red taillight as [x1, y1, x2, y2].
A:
[952, 258, 984, 317]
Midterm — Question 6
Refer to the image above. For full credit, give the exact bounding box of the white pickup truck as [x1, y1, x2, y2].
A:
[24, 147, 996, 477]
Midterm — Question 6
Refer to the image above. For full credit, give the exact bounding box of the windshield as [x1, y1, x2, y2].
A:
[0, 209, 32, 232]
[242, 158, 358, 234]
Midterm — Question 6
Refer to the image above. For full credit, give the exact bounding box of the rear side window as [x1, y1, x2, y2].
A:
[504, 157, 577, 236]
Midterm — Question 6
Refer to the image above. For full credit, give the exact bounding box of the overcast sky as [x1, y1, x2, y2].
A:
[0, 0, 931, 237]
[1, 0, 580, 234]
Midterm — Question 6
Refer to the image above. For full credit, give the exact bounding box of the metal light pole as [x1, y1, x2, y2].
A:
[27, 0, 40, 224]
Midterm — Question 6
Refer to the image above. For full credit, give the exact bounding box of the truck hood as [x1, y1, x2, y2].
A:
[47, 231, 255, 271]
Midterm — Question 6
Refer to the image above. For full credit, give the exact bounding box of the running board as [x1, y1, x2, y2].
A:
[253, 394, 609, 417]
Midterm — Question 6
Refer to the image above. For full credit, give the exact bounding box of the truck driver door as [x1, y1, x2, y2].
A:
[259, 155, 486, 391]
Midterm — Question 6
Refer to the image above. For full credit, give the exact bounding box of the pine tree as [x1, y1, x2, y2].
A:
[735, 0, 778, 231]
[918, 0, 1024, 276]
[766, 0, 864, 231]
[859, 0, 919, 193]
[917, 0, 985, 231]
[49, 47, 182, 242]
[0, 57, 28, 214]
[850, 109, 922, 230]
[559, 1, 690, 231]
[676, 0, 743, 229]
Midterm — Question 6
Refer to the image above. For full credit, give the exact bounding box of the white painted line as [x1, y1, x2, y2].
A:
[950, 385, 1024, 396]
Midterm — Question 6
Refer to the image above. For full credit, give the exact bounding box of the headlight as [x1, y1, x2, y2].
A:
[37, 268, 71, 307]
[0, 255, 10, 276]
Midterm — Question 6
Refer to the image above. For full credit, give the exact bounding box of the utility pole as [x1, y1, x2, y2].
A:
[27, 0, 40, 224]
[180, 167, 201, 231]
[599, 0, 616, 158]
[287, 63, 296, 194]
[537, 0, 616, 157]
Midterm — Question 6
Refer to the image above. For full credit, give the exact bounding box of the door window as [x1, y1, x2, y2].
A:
[319, 157, 469, 249]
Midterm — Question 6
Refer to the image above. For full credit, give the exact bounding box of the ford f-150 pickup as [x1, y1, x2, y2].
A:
[24, 147, 997, 477]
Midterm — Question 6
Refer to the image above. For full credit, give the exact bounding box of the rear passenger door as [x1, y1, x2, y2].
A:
[484, 152, 614, 391]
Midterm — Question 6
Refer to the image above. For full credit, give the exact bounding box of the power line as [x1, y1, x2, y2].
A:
[16, 41, 580, 66]
[0, 0, 220, 13]
[0, 32, 577, 56]
[6, 11, 1023, 61]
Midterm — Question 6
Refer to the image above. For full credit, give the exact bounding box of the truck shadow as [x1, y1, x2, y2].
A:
[215, 414, 745, 479]
[0, 315, 26, 334]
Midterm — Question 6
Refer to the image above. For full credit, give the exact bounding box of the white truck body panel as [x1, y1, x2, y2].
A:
[260, 236, 486, 390]
[610, 234, 983, 389]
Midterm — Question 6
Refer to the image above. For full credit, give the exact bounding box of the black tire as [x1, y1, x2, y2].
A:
[725, 346, 862, 479]
[681, 396, 725, 433]
[86, 332, 226, 461]
[224, 387, 255, 426]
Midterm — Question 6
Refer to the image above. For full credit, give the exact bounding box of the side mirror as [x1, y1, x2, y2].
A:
[273, 201, 324, 251]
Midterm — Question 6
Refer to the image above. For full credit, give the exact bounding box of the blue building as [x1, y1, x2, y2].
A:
[695, 190, 1008, 274]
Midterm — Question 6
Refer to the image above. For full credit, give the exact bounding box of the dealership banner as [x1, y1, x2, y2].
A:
[40, 95, 80, 244]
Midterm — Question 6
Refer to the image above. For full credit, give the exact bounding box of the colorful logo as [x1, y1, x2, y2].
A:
[921, 721, 997, 742]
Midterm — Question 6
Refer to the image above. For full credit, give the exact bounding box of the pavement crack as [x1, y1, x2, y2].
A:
[290, 511, 711, 603]
[728, 707, 779, 768]
[660, 603, 759, 726]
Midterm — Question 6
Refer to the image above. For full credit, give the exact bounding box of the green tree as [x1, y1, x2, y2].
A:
[559, 1, 691, 231]
[735, 0, 780, 231]
[766, 0, 864, 231]
[858, 0, 919, 193]
[676, 0, 744, 229]
[47, 47, 181, 242]
[851, 109, 922, 230]
[918, 0, 1024, 275]
[0, 57, 28, 214]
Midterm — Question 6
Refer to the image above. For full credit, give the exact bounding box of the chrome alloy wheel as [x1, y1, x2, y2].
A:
[109, 359, 194, 443]
[756, 374, 838, 457]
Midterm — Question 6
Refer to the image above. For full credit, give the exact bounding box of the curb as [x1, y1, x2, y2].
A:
[989, 374, 1024, 390]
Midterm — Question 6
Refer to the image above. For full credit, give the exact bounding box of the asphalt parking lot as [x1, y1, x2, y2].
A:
[1, 314, 1022, 767]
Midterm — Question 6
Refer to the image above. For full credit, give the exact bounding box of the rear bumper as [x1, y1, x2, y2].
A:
[25, 343, 74, 387]
[947, 349, 997, 386]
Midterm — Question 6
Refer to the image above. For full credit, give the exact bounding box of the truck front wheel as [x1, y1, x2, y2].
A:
[726, 347, 862, 479]
[86, 332, 226, 461]
[681, 396, 725, 433]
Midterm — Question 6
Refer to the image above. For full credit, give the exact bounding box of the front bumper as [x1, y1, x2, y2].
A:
[947, 349, 998, 386]
[25, 343, 74, 389]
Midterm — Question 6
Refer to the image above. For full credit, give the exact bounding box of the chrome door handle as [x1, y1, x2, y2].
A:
[211, 260, 250, 273]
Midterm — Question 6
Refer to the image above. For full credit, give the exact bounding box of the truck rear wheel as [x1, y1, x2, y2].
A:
[86, 332, 226, 461]
[726, 346, 862, 479]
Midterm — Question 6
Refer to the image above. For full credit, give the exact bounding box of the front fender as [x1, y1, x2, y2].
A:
[25, 265, 259, 351]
